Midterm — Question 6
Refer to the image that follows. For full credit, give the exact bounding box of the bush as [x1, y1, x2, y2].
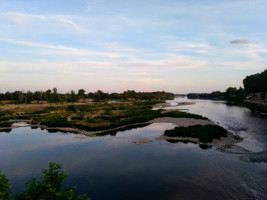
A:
[67, 105, 76, 112]
[40, 115, 70, 127]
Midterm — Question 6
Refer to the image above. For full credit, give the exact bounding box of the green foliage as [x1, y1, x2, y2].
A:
[33, 106, 55, 114]
[40, 115, 70, 127]
[25, 91, 34, 104]
[164, 124, 227, 143]
[7, 162, 90, 200]
[67, 105, 77, 112]
[225, 87, 246, 102]
[243, 69, 267, 93]
[0, 170, 11, 200]
[0, 122, 12, 127]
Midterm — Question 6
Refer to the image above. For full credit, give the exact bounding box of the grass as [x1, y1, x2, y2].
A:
[164, 124, 227, 143]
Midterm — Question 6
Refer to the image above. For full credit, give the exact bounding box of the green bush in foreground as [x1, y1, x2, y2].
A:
[0, 171, 11, 200]
[164, 124, 227, 143]
[0, 162, 90, 200]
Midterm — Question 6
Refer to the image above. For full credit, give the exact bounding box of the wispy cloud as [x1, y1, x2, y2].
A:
[2, 12, 90, 33]
[0, 38, 120, 58]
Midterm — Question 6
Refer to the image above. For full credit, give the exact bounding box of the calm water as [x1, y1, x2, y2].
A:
[0, 98, 267, 200]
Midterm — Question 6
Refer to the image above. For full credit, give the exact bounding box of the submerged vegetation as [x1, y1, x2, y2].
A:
[164, 124, 227, 143]
[0, 162, 90, 200]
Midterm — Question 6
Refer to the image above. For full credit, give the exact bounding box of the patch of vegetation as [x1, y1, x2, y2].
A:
[71, 116, 83, 120]
[33, 106, 55, 114]
[0, 122, 12, 127]
[164, 124, 227, 143]
[0, 162, 90, 200]
[40, 115, 70, 127]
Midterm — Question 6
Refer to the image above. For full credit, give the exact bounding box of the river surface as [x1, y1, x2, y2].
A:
[0, 98, 267, 200]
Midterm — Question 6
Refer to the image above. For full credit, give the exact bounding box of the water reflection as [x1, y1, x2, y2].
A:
[167, 97, 267, 152]
[1, 98, 267, 199]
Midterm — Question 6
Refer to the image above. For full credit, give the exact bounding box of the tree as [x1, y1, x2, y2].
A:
[0, 170, 11, 200]
[0, 162, 90, 200]
[45, 89, 52, 102]
[52, 88, 60, 102]
[69, 90, 78, 102]
[78, 89, 86, 98]
[25, 91, 34, 104]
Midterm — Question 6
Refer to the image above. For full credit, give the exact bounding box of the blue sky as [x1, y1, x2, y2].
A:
[0, 0, 266, 93]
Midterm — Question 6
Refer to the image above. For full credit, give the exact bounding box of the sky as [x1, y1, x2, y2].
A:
[0, 0, 266, 94]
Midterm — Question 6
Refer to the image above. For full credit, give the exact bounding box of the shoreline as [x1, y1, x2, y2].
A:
[0, 116, 245, 152]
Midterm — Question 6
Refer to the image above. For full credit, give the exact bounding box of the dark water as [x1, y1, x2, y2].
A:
[0, 98, 267, 200]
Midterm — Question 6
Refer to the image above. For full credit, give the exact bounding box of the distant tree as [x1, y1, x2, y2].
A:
[25, 91, 34, 104]
[45, 89, 52, 102]
[18, 91, 25, 103]
[34, 91, 42, 101]
[52, 88, 60, 102]
[69, 90, 78, 102]
[78, 89, 86, 98]
[93, 90, 105, 101]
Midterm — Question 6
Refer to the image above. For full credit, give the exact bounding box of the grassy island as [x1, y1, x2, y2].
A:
[164, 124, 227, 143]
[0, 101, 207, 133]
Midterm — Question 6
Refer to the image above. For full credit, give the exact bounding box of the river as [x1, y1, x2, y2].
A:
[0, 98, 266, 200]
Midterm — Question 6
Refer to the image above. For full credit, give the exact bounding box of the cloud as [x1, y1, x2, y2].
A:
[168, 41, 210, 54]
[230, 39, 251, 44]
[84, 0, 101, 12]
[0, 38, 120, 58]
[2, 12, 90, 33]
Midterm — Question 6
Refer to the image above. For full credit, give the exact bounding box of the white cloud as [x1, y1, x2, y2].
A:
[2, 12, 90, 33]
[0, 38, 120, 58]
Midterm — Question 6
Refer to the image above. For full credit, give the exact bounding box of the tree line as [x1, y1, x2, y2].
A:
[188, 69, 267, 102]
[0, 89, 174, 104]
[187, 87, 246, 102]
[243, 69, 267, 93]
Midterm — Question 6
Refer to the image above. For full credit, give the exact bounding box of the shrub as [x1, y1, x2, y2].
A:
[67, 105, 76, 112]
[40, 115, 70, 127]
